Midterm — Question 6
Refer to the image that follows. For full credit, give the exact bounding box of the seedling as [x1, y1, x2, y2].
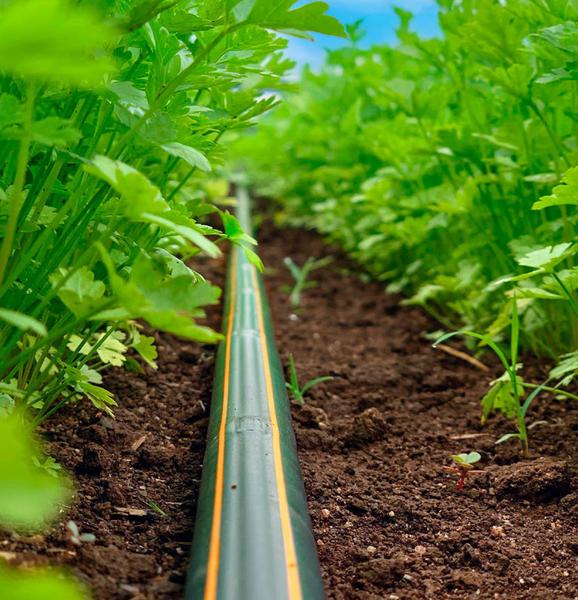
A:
[66, 520, 96, 546]
[434, 299, 546, 457]
[283, 256, 332, 311]
[146, 500, 168, 517]
[285, 354, 333, 405]
[443, 452, 482, 492]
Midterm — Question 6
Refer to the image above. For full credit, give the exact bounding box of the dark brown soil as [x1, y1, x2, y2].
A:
[2, 218, 578, 599]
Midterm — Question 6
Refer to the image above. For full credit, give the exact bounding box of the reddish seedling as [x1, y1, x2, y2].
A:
[443, 452, 482, 492]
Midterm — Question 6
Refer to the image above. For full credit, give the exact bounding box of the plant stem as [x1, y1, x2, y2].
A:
[0, 83, 35, 287]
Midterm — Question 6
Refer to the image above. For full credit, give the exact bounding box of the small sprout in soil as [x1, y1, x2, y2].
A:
[283, 256, 332, 311]
[66, 520, 96, 546]
[443, 451, 483, 492]
[146, 500, 168, 517]
[285, 353, 333, 405]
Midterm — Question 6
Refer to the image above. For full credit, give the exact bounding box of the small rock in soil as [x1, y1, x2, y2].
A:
[292, 404, 329, 429]
[346, 408, 388, 446]
[76, 445, 107, 476]
[492, 459, 571, 502]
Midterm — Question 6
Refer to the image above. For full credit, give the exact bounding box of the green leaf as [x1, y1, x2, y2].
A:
[480, 373, 523, 423]
[450, 451, 481, 466]
[31, 117, 82, 147]
[108, 80, 149, 110]
[242, 246, 264, 272]
[50, 267, 106, 317]
[244, 0, 346, 38]
[0, 0, 116, 87]
[132, 332, 158, 369]
[0, 308, 46, 336]
[143, 212, 221, 257]
[76, 380, 117, 417]
[495, 432, 521, 445]
[85, 156, 169, 218]
[516, 243, 575, 271]
[550, 350, 578, 386]
[301, 375, 333, 395]
[0, 94, 22, 130]
[161, 142, 211, 172]
[0, 568, 85, 600]
[533, 167, 578, 210]
[220, 211, 257, 245]
[0, 415, 69, 529]
[95, 332, 127, 367]
[98, 250, 223, 344]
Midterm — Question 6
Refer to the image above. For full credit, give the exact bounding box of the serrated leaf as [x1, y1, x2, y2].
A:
[533, 167, 578, 210]
[50, 266, 106, 317]
[76, 380, 117, 416]
[244, 0, 346, 37]
[516, 243, 575, 271]
[132, 333, 158, 369]
[95, 333, 127, 367]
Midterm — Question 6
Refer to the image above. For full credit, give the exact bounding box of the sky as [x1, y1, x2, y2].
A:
[285, 0, 440, 69]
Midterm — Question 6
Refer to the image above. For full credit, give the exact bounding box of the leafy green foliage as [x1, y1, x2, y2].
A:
[0, 0, 343, 423]
[0, 415, 69, 529]
[237, 0, 578, 396]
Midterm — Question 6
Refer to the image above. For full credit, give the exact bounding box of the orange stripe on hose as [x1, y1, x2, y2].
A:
[251, 267, 303, 600]
[204, 250, 238, 600]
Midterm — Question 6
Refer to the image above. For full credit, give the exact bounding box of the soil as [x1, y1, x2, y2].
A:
[2, 216, 577, 599]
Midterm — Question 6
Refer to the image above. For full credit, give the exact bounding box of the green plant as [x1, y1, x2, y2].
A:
[443, 451, 482, 492]
[237, 0, 578, 430]
[0, 414, 85, 598]
[435, 301, 577, 455]
[0, 0, 345, 422]
[283, 256, 332, 311]
[146, 500, 168, 518]
[66, 520, 96, 546]
[285, 353, 332, 405]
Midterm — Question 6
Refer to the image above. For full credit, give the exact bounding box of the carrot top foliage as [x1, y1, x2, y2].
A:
[0, 0, 345, 596]
[0, 0, 344, 424]
[237, 0, 578, 388]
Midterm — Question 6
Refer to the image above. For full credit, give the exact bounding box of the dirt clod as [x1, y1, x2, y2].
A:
[346, 407, 388, 446]
[492, 459, 571, 502]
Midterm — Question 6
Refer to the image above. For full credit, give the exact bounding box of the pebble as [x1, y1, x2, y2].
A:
[388, 511, 395, 518]
[366, 545, 377, 554]
[414, 545, 426, 556]
[321, 508, 331, 519]
[491, 526, 505, 538]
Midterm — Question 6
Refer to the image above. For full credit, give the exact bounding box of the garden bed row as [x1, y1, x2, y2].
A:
[2, 217, 576, 599]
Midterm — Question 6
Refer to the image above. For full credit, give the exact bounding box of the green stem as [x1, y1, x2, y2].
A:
[0, 83, 36, 287]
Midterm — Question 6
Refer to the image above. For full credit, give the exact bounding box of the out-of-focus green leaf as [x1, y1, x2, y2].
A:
[0, 309, 46, 336]
[0, 568, 85, 600]
[0, 416, 69, 529]
[0, 0, 116, 86]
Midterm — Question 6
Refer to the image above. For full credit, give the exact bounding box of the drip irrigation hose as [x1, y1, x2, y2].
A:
[185, 188, 325, 600]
